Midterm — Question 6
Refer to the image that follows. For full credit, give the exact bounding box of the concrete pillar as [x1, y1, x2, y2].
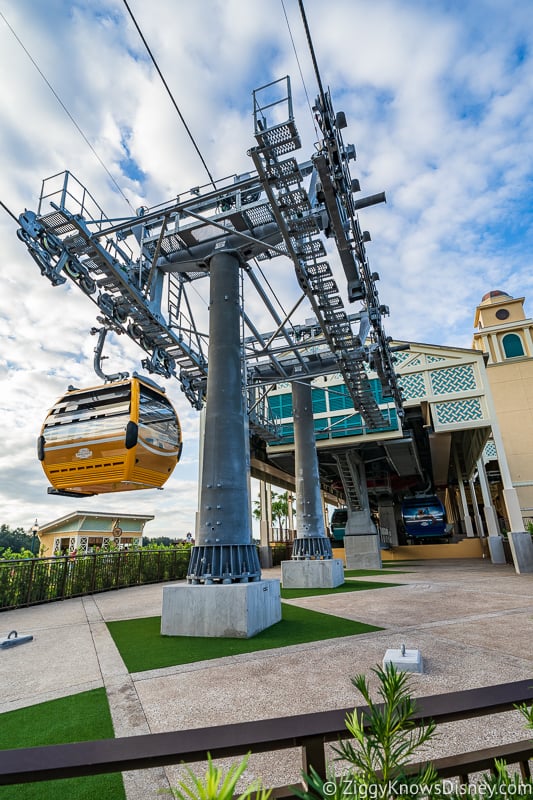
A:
[163, 251, 281, 637]
[476, 457, 500, 537]
[469, 475, 485, 538]
[344, 456, 381, 569]
[454, 450, 474, 537]
[290, 379, 332, 559]
[377, 499, 399, 546]
[187, 250, 261, 583]
[282, 381, 342, 588]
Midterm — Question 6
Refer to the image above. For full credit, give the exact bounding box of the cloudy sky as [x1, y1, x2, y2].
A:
[0, 0, 531, 541]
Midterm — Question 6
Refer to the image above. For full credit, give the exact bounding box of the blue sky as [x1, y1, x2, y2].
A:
[0, 0, 532, 540]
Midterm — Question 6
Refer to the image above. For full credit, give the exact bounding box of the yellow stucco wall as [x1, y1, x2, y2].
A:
[334, 538, 487, 563]
[486, 359, 533, 513]
[382, 538, 487, 560]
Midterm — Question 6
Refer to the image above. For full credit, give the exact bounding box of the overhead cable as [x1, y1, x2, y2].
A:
[121, 0, 216, 190]
[297, 0, 328, 111]
[0, 11, 134, 212]
[280, 0, 319, 139]
[0, 199, 19, 224]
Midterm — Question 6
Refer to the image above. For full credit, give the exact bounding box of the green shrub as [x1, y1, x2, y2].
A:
[160, 752, 271, 800]
[299, 663, 437, 800]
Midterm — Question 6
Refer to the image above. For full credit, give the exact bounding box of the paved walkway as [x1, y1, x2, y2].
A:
[2, 560, 533, 798]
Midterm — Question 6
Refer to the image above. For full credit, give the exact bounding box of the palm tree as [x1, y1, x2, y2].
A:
[253, 490, 290, 538]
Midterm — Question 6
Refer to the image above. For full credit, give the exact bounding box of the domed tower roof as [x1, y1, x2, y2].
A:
[480, 290, 511, 305]
[474, 289, 526, 331]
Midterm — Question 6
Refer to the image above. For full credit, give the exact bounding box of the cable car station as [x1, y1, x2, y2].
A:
[16, 69, 533, 634]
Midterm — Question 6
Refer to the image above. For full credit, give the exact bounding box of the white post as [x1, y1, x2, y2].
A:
[454, 450, 474, 536]
[476, 457, 500, 537]
[469, 475, 485, 538]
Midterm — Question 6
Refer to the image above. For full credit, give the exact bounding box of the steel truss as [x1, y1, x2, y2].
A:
[17, 76, 402, 432]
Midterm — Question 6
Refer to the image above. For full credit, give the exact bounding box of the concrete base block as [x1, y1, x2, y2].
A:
[508, 531, 533, 574]
[281, 558, 344, 589]
[487, 535, 506, 565]
[161, 580, 281, 638]
[344, 534, 382, 569]
[258, 545, 273, 569]
[383, 648, 424, 673]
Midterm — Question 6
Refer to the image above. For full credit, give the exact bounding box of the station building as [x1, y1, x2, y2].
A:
[252, 291, 533, 568]
[37, 511, 154, 556]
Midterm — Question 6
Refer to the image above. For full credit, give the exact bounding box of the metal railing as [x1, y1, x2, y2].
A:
[1, 679, 532, 791]
[0, 548, 191, 611]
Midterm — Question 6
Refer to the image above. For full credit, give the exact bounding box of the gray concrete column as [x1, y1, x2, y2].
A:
[291, 379, 332, 559]
[377, 499, 399, 546]
[187, 250, 260, 583]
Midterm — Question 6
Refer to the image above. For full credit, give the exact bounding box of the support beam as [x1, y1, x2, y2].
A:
[282, 380, 343, 588]
[469, 475, 485, 538]
[476, 457, 500, 537]
[188, 250, 261, 584]
[163, 250, 281, 636]
[454, 450, 474, 537]
[291, 379, 332, 560]
[340, 452, 381, 569]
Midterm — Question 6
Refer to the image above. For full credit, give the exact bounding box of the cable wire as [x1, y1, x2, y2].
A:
[0, 199, 19, 224]
[280, 0, 319, 139]
[0, 11, 134, 212]
[121, 0, 216, 190]
[297, 0, 328, 111]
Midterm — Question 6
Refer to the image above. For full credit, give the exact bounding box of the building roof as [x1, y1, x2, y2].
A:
[39, 511, 155, 535]
[480, 290, 511, 305]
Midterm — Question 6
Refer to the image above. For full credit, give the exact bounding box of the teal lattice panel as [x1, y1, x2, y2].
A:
[434, 398, 484, 425]
[427, 354, 446, 363]
[430, 364, 477, 395]
[392, 351, 411, 365]
[398, 372, 426, 400]
[484, 440, 497, 460]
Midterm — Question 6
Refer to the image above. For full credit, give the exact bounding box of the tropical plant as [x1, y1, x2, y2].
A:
[160, 752, 271, 800]
[300, 663, 438, 800]
[253, 490, 291, 535]
[447, 701, 533, 800]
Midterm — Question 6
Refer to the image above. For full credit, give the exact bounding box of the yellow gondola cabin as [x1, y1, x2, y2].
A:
[38, 376, 182, 495]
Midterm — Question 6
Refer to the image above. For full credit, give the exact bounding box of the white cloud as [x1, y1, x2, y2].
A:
[0, 0, 532, 535]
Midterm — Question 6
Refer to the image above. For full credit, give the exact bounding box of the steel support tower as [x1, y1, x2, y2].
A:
[17, 76, 402, 589]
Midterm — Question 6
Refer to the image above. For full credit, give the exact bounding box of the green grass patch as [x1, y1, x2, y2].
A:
[107, 603, 382, 673]
[0, 688, 125, 800]
[344, 568, 411, 577]
[281, 579, 402, 598]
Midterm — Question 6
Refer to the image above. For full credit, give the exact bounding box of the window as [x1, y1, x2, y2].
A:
[268, 392, 293, 420]
[138, 387, 180, 451]
[43, 385, 131, 442]
[328, 384, 354, 411]
[502, 333, 524, 358]
[311, 387, 327, 413]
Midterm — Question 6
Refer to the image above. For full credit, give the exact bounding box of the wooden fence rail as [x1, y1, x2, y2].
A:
[1, 679, 532, 790]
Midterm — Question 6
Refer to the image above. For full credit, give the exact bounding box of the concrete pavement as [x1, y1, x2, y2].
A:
[1, 560, 533, 797]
